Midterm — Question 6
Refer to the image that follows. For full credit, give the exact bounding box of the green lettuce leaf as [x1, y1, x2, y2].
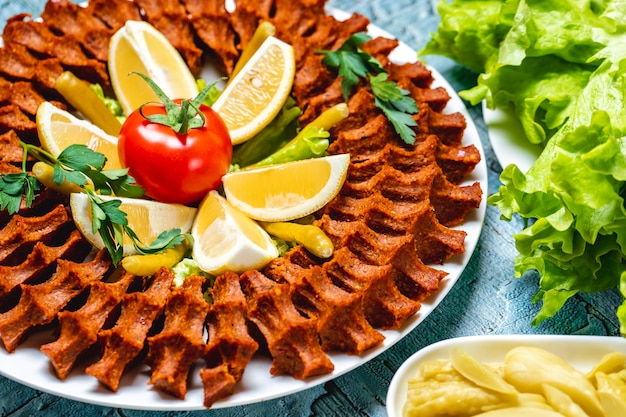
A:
[421, 0, 512, 74]
[423, 0, 619, 146]
[462, 56, 592, 144]
[231, 97, 302, 167]
[251, 124, 330, 167]
[426, 0, 626, 332]
[496, 0, 609, 66]
[489, 64, 626, 329]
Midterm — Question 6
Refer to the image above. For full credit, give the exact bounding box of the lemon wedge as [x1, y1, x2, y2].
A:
[191, 191, 278, 275]
[211, 35, 295, 145]
[69, 193, 197, 256]
[222, 154, 350, 222]
[108, 20, 199, 115]
[36, 101, 122, 170]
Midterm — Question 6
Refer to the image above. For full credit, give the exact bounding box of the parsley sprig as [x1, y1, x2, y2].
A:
[0, 142, 187, 265]
[319, 32, 419, 144]
[0, 171, 39, 214]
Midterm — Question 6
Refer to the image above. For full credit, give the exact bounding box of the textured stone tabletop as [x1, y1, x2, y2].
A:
[0, 1, 622, 416]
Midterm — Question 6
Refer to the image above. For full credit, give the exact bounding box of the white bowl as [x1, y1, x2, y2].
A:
[386, 334, 626, 417]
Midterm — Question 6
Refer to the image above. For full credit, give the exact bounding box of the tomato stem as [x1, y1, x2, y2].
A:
[132, 72, 219, 135]
[178, 99, 190, 134]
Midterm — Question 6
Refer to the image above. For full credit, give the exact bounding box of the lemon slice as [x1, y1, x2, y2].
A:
[108, 20, 199, 115]
[191, 191, 278, 275]
[211, 35, 295, 145]
[69, 193, 197, 256]
[222, 154, 350, 222]
[36, 101, 122, 170]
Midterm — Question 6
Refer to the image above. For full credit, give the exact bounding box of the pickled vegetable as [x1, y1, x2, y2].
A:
[473, 407, 566, 417]
[504, 346, 604, 417]
[121, 236, 191, 276]
[403, 346, 626, 417]
[232, 97, 302, 167]
[542, 384, 589, 417]
[587, 352, 626, 379]
[32, 161, 86, 195]
[55, 71, 122, 135]
[451, 347, 517, 397]
[259, 221, 334, 258]
[405, 378, 507, 417]
[251, 103, 348, 168]
[304, 102, 350, 131]
[595, 372, 626, 417]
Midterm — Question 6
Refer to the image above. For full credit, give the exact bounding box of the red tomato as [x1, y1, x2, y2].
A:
[118, 101, 232, 205]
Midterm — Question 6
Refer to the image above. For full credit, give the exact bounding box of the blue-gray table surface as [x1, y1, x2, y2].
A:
[0, 0, 622, 416]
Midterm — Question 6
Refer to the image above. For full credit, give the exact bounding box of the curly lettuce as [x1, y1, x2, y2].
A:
[420, 0, 511, 74]
[424, 0, 614, 145]
[422, 0, 626, 333]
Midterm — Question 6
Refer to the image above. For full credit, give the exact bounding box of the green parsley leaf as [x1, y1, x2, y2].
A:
[321, 32, 384, 100]
[346, 31, 373, 49]
[370, 73, 418, 144]
[318, 32, 419, 145]
[127, 227, 187, 255]
[0, 172, 40, 214]
[53, 163, 89, 188]
[96, 195, 128, 226]
[101, 171, 145, 198]
[369, 73, 404, 103]
[57, 144, 106, 171]
[375, 97, 418, 145]
[48, 144, 144, 199]
[86, 191, 128, 265]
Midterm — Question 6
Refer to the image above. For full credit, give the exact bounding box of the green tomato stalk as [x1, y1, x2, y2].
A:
[132, 72, 221, 135]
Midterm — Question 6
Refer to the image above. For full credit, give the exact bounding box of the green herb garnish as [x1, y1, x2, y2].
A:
[318, 32, 418, 144]
[0, 171, 39, 214]
[0, 142, 185, 265]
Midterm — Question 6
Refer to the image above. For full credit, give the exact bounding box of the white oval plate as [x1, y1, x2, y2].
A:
[482, 103, 542, 173]
[386, 334, 626, 417]
[0, 7, 487, 411]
